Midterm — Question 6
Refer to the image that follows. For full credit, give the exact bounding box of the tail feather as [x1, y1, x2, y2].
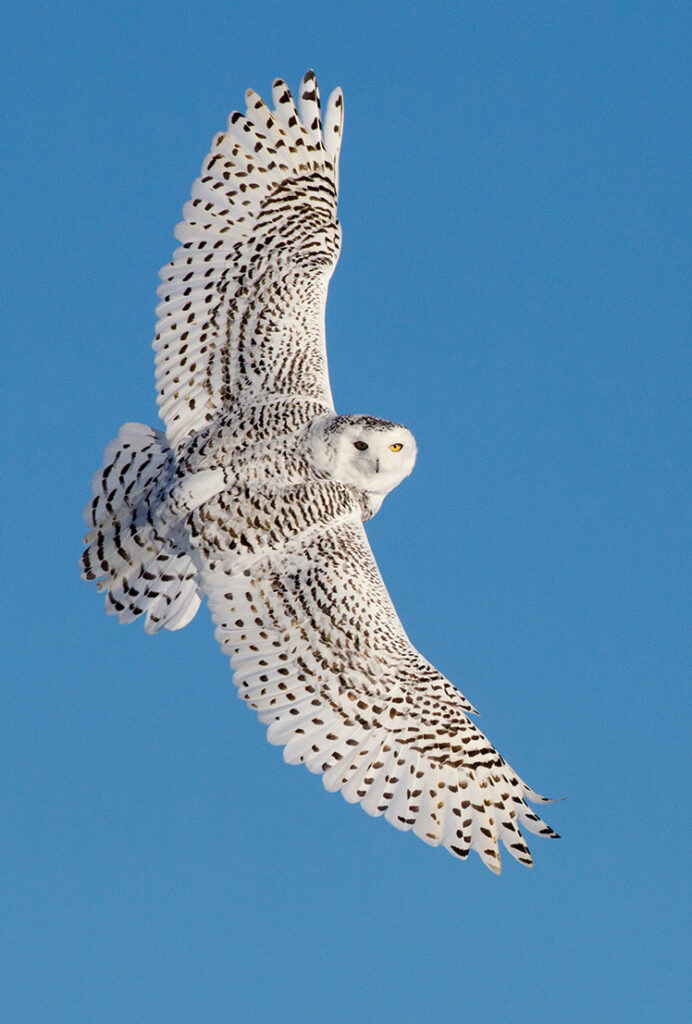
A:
[81, 423, 201, 633]
[85, 422, 173, 529]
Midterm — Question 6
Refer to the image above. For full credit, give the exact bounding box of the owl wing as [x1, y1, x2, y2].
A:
[154, 72, 343, 452]
[192, 481, 557, 873]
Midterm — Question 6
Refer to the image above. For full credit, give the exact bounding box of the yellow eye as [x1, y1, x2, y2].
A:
[389, 443, 403, 452]
[353, 440, 369, 451]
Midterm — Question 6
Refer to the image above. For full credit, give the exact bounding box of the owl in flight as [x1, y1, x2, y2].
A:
[81, 72, 558, 873]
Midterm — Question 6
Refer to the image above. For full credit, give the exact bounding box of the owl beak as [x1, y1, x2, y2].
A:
[374, 458, 380, 474]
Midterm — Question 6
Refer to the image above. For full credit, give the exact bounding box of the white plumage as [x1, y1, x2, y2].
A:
[81, 71, 559, 872]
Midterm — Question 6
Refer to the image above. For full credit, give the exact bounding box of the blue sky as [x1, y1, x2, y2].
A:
[2, 2, 690, 1021]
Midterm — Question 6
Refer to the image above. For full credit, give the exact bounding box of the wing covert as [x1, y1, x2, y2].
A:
[154, 72, 344, 451]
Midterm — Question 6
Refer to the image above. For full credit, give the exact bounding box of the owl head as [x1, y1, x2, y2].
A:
[310, 414, 417, 501]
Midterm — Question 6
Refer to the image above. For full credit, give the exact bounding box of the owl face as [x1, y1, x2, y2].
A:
[312, 414, 417, 496]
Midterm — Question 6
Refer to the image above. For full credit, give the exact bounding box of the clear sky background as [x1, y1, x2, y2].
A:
[2, 2, 690, 1022]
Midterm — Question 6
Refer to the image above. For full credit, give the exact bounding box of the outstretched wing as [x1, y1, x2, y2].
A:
[191, 481, 558, 873]
[155, 71, 344, 452]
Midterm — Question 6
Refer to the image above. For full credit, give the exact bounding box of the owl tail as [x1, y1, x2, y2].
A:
[80, 422, 202, 634]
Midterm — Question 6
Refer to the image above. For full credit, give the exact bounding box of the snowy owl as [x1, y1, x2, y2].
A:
[81, 71, 559, 872]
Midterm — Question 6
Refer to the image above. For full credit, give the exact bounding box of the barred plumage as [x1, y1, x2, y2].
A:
[81, 71, 559, 872]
